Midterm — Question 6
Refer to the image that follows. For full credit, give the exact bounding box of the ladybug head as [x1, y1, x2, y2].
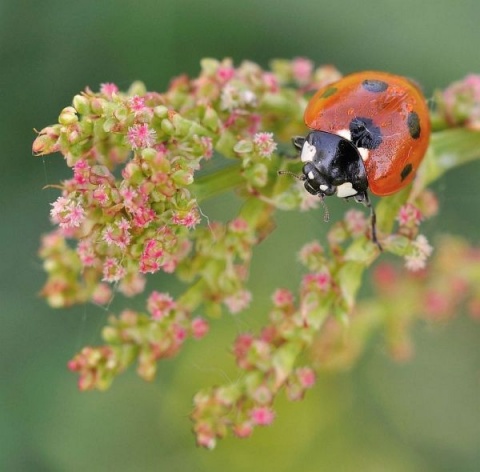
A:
[292, 131, 368, 199]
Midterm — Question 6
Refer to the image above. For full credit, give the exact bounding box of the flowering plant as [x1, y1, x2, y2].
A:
[33, 59, 480, 448]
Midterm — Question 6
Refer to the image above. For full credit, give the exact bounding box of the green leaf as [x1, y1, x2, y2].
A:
[412, 128, 480, 196]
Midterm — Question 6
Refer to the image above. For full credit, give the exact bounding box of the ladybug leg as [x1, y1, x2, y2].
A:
[355, 191, 382, 251]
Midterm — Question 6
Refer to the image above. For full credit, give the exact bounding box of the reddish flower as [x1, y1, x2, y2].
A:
[250, 406, 275, 426]
[100, 82, 119, 97]
[127, 123, 157, 149]
[147, 291, 176, 320]
[191, 317, 209, 339]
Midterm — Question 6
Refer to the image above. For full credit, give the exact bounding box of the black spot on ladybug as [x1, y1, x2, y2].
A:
[349, 117, 383, 150]
[362, 79, 388, 93]
[407, 111, 421, 139]
[400, 163, 413, 181]
[321, 87, 337, 99]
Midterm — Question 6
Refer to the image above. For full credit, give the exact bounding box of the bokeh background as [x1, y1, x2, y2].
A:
[1, 0, 479, 470]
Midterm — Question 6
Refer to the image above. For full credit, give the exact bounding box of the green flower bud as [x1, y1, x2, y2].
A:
[73, 95, 91, 115]
[127, 80, 147, 96]
[58, 106, 78, 125]
[202, 107, 220, 131]
[161, 118, 174, 135]
[154, 105, 169, 118]
[234, 139, 253, 154]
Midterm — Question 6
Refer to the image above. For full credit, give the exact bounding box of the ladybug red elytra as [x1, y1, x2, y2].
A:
[286, 71, 431, 248]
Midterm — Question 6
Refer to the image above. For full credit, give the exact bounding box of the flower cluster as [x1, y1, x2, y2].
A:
[34, 59, 343, 307]
[68, 301, 210, 390]
[33, 59, 480, 448]
[190, 185, 444, 446]
[312, 236, 480, 367]
[436, 74, 480, 130]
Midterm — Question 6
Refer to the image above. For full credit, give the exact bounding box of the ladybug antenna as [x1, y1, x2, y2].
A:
[277, 170, 306, 181]
[319, 195, 330, 222]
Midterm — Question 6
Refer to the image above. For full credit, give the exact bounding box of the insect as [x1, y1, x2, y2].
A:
[283, 71, 431, 249]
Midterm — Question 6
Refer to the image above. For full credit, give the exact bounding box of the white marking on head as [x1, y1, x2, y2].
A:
[319, 184, 328, 192]
[357, 147, 369, 161]
[301, 142, 317, 162]
[307, 171, 315, 180]
[335, 129, 352, 141]
[336, 182, 358, 198]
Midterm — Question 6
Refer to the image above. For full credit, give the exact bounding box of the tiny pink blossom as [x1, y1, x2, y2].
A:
[147, 291, 176, 319]
[262, 72, 280, 93]
[220, 84, 241, 111]
[272, 288, 294, 307]
[397, 203, 423, 226]
[77, 239, 97, 267]
[50, 197, 86, 229]
[253, 132, 277, 158]
[92, 185, 109, 206]
[233, 333, 254, 365]
[247, 113, 262, 135]
[221, 85, 256, 111]
[292, 57, 313, 84]
[191, 317, 209, 339]
[199, 136, 213, 160]
[302, 271, 331, 292]
[300, 241, 324, 260]
[102, 257, 126, 282]
[73, 159, 90, 185]
[252, 385, 273, 404]
[140, 238, 164, 274]
[345, 209, 367, 235]
[229, 217, 249, 233]
[299, 190, 321, 211]
[217, 66, 235, 83]
[250, 406, 275, 426]
[129, 95, 147, 114]
[232, 422, 254, 438]
[224, 289, 252, 314]
[132, 206, 156, 228]
[119, 273, 146, 297]
[296, 367, 316, 388]
[120, 186, 138, 209]
[102, 218, 131, 249]
[40, 231, 64, 250]
[127, 123, 157, 150]
[405, 254, 427, 272]
[161, 257, 178, 274]
[195, 428, 216, 449]
[172, 209, 200, 229]
[91, 283, 113, 305]
[100, 82, 119, 97]
[172, 323, 187, 343]
[414, 234, 433, 258]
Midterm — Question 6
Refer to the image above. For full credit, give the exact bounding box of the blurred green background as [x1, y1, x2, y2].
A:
[1, 0, 479, 470]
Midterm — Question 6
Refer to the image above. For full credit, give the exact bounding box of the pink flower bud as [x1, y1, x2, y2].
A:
[250, 406, 275, 426]
[233, 422, 254, 438]
[296, 367, 316, 388]
[191, 317, 209, 339]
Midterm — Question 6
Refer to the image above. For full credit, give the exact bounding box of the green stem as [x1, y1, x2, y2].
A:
[192, 164, 244, 202]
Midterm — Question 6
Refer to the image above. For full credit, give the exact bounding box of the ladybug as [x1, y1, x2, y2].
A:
[288, 71, 431, 248]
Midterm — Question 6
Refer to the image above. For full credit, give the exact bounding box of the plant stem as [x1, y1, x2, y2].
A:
[192, 164, 244, 202]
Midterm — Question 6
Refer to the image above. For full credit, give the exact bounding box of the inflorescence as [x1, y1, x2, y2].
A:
[33, 60, 480, 448]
